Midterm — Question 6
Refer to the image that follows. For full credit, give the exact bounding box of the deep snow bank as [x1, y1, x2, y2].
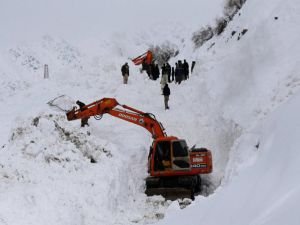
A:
[156, 86, 300, 225]
[0, 113, 170, 225]
[156, 0, 300, 224]
[194, 0, 300, 128]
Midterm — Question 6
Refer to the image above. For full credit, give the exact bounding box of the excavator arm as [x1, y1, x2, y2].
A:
[66, 98, 166, 139]
[131, 50, 153, 65]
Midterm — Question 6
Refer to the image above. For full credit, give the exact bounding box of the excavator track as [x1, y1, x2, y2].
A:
[145, 175, 201, 200]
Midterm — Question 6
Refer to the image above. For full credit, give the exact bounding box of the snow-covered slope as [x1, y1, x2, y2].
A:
[158, 92, 300, 225]
[157, 0, 300, 224]
[0, 0, 300, 225]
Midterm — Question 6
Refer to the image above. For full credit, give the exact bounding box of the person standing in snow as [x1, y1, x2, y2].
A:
[160, 64, 169, 94]
[175, 61, 184, 84]
[183, 59, 189, 80]
[163, 83, 170, 110]
[191, 61, 196, 74]
[76, 100, 90, 127]
[165, 62, 171, 83]
[171, 66, 175, 82]
[174, 63, 178, 83]
[121, 62, 129, 84]
[153, 63, 160, 80]
[147, 62, 153, 80]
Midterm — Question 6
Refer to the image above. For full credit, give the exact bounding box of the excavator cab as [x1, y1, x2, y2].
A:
[146, 138, 212, 200]
[172, 140, 191, 169]
[147, 139, 199, 200]
[150, 138, 191, 175]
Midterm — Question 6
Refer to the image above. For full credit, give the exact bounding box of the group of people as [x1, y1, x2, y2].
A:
[141, 60, 195, 85]
[142, 62, 171, 82]
[121, 60, 196, 110]
[173, 59, 189, 84]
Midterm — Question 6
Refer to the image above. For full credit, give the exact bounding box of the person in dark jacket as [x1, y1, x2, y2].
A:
[183, 59, 189, 80]
[121, 62, 129, 84]
[175, 61, 184, 84]
[191, 61, 196, 74]
[160, 64, 168, 94]
[147, 62, 153, 79]
[174, 63, 178, 83]
[153, 63, 160, 80]
[171, 66, 175, 82]
[165, 62, 171, 82]
[163, 84, 170, 110]
[142, 58, 148, 72]
[76, 100, 90, 127]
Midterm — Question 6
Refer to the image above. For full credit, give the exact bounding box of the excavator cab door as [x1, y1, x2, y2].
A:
[171, 140, 190, 170]
[153, 141, 171, 171]
[152, 139, 191, 173]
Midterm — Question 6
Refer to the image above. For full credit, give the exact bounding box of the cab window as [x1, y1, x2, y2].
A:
[172, 140, 188, 157]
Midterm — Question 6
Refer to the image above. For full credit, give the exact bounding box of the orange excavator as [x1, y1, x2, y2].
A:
[131, 50, 153, 66]
[66, 98, 213, 199]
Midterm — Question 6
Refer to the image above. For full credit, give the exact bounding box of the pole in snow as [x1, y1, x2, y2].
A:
[44, 64, 49, 79]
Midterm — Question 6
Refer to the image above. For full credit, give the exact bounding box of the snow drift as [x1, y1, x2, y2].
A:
[0, 0, 300, 224]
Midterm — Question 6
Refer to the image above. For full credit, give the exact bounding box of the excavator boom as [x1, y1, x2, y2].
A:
[67, 98, 166, 139]
[131, 50, 153, 65]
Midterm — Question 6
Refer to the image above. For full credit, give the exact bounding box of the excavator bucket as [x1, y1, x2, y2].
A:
[47, 95, 75, 112]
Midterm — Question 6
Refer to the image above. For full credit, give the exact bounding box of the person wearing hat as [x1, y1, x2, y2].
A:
[121, 62, 130, 84]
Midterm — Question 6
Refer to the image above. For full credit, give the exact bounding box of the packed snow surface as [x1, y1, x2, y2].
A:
[1, 0, 300, 224]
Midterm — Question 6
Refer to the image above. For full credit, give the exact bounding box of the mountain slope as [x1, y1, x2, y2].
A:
[0, 0, 300, 225]
[157, 0, 300, 224]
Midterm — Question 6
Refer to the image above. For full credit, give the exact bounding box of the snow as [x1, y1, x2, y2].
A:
[158, 92, 300, 225]
[1, 0, 300, 224]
